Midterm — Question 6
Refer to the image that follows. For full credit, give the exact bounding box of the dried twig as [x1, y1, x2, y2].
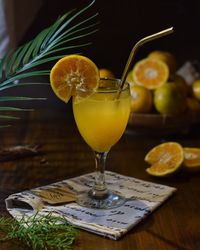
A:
[0, 145, 43, 162]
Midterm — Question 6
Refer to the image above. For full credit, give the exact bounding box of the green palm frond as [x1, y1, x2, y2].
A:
[0, 125, 11, 128]
[0, 107, 33, 122]
[0, 96, 46, 101]
[0, 96, 45, 120]
[0, 107, 33, 111]
[0, 0, 98, 89]
[0, 115, 19, 120]
[0, 0, 98, 126]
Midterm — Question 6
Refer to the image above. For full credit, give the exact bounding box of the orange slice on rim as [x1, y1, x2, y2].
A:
[145, 142, 184, 177]
[132, 58, 169, 89]
[50, 55, 100, 103]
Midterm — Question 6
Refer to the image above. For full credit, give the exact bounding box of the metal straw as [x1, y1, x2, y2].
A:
[118, 27, 174, 94]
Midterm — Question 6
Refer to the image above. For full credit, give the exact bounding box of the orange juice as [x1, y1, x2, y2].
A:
[73, 81, 130, 152]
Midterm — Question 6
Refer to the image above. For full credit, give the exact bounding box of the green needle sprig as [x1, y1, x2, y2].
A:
[0, 213, 77, 250]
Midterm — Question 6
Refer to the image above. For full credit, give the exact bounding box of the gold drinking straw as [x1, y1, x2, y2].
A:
[119, 27, 174, 94]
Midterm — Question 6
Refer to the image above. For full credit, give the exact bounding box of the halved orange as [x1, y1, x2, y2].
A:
[132, 58, 169, 89]
[148, 50, 177, 74]
[50, 55, 100, 103]
[183, 147, 200, 171]
[145, 142, 184, 177]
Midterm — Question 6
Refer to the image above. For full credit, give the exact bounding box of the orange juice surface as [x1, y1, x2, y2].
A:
[73, 89, 131, 153]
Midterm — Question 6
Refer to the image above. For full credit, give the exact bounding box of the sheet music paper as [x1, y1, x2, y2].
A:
[5, 171, 176, 240]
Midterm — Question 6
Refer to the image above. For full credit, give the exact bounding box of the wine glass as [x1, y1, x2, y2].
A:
[72, 78, 131, 209]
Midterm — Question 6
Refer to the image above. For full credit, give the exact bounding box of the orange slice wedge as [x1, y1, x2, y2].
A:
[50, 55, 100, 103]
[145, 142, 184, 177]
[132, 58, 169, 89]
[183, 147, 200, 171]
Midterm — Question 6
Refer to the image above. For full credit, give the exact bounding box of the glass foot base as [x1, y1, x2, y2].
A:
[76, 191, 126, 209]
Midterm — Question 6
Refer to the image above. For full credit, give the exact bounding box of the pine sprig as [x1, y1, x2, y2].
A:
[0, 213, 77, 250]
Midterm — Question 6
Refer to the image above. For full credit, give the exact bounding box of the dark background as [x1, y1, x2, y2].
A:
[21, 0, 200, 77]
[3, 0, 200, 109]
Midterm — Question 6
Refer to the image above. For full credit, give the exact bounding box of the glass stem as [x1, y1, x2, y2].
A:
[89, 151, 109, 199]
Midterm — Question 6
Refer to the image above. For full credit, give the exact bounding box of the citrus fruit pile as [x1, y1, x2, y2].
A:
[145, 142, 200, 177]
[50, 55, 100, 103]
[99, 68, 115, 79]
[127, 50, 200, 115]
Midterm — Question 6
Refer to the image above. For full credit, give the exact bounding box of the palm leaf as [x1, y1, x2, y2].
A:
[0, 0, 98, 126]
[43, 43, 92, 57]
[12, 42, 32, 74]
[0, 70, 50, 90]
[1, 0, 97, 87]
[0, 125, 11, 128]
[0, 115, 19, 120]
[40, 11, 74, 51]
[48, 13, 99, 50]
[0, 56, 6, 79]
[6, 47, 22, 77]
[0, 96, 46, 101]
[46, 2, 95, 45]
[0, 107, 33, 111]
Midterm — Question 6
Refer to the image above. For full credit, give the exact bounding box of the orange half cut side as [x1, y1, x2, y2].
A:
[183, 147, 200, 171]
[132, 58, 169, 90]
[50, 55, 100, 103]
[145, 142, 184, 177]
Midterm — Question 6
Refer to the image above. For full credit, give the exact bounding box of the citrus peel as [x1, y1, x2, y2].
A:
[99, 68, 115, 79]
[132, 58, 169, 90]
[50, 55, 100, 103]
[130, 85, 153, 113]
[145, 142, 184, 177]
[147, 50, 177, 74]
[183, 147, 200, 171]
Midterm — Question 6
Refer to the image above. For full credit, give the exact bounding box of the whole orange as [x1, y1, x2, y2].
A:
[187, 97, 200, 112]
[192, 79, 200, 101]
[99, 68, 115, 79]
[126, 70, 135, 86]
[154, 82, 187, 115]
[130, 85, 153, 113]
[171, 74, 189, 97]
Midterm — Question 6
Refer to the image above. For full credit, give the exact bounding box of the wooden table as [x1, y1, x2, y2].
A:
[0, 107, 199, 250]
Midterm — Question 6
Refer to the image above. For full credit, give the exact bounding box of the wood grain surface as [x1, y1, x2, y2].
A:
[0, 108, 199, 250]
